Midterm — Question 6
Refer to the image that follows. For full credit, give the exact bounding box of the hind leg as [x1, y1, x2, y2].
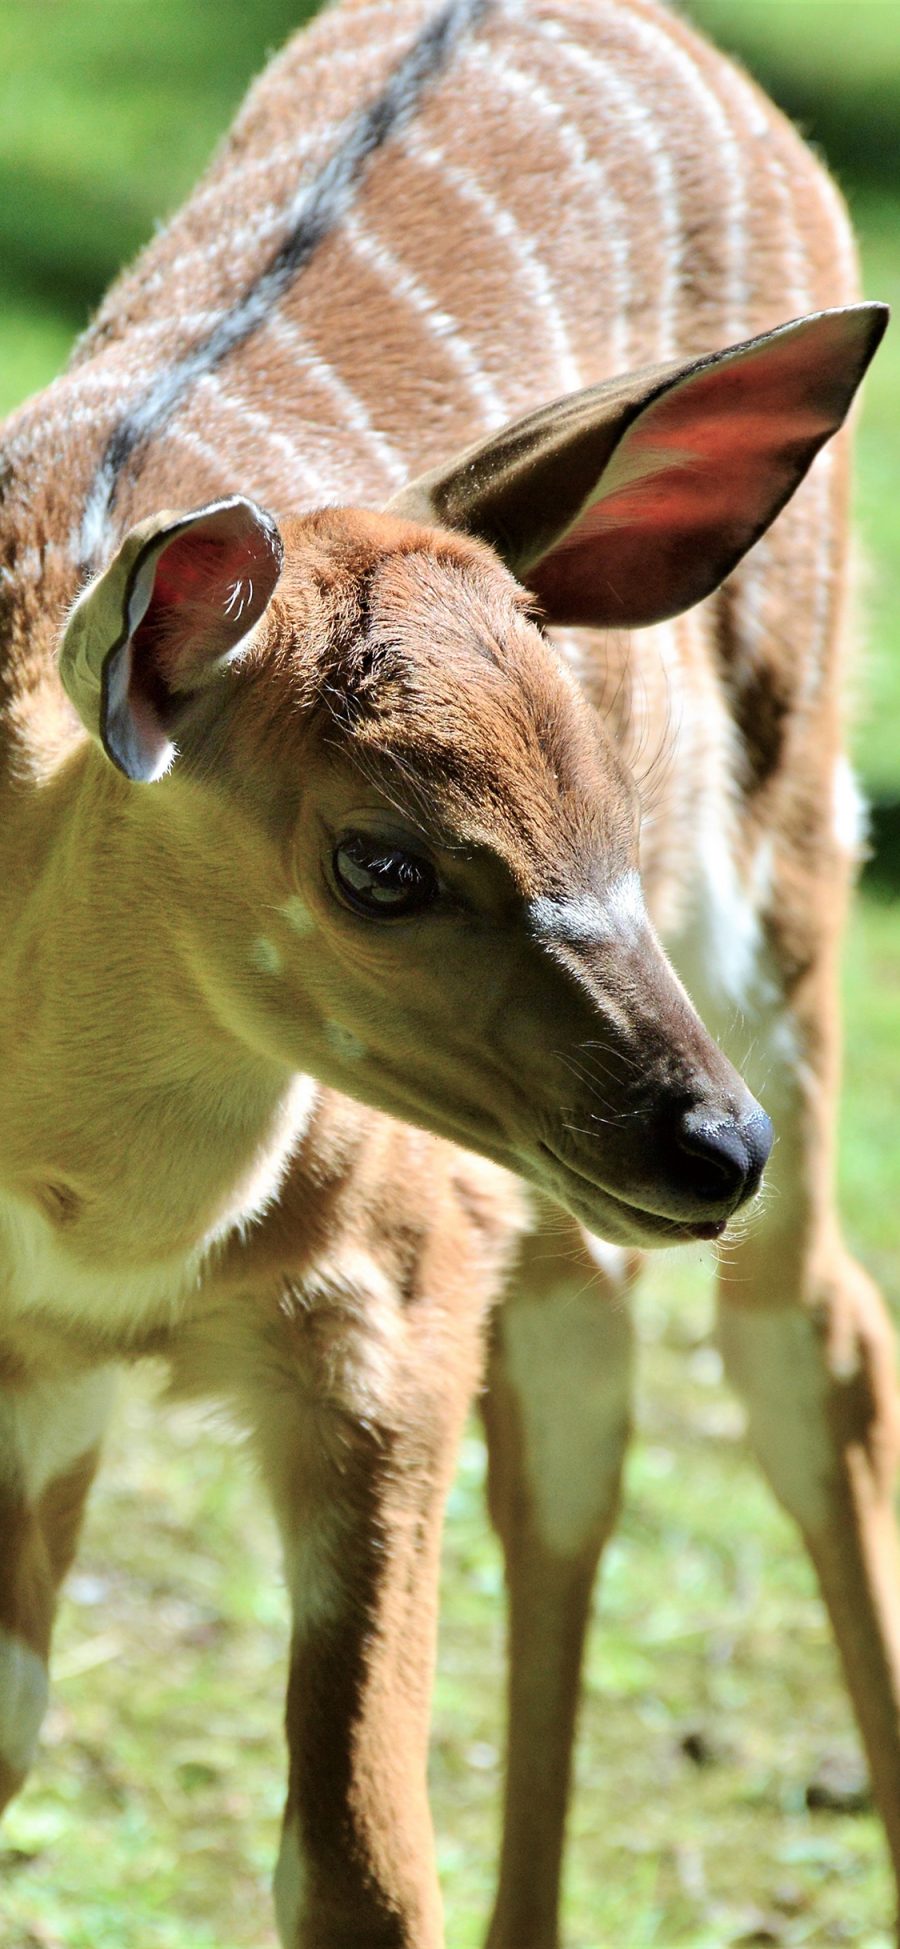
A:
[482, 1202, 639, 1949]
[0, 1359, 115, 1812]
[715, 965, 900, 1923]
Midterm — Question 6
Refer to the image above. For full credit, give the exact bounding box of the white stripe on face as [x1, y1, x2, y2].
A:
[528, 870, 646, 948]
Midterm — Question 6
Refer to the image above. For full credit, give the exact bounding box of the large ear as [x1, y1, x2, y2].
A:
[387, 305, 888, 629]
[60, 496, 283, 781]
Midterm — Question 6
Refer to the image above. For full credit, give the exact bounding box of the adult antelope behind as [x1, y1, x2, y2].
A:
[0, 0, 894, 1943]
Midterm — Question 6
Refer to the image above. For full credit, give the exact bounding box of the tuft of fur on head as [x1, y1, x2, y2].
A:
[174, 506, 635, 891]
[306, 514, 636, 885]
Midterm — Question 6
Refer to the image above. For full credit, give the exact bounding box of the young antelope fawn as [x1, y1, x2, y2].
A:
[0, 1, 894, 1942]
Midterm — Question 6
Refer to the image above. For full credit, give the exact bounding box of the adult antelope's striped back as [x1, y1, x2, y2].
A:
[3, 0, 854, 690]
[1, 5, 897, 1947]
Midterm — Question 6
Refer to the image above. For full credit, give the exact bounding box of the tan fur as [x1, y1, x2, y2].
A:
[0, 3, 897, 1946]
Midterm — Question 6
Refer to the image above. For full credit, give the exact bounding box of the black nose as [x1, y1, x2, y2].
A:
[677, 1107, 773, 1211]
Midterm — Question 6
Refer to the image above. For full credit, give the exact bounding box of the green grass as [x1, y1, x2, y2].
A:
[1, 2, 899, 1945]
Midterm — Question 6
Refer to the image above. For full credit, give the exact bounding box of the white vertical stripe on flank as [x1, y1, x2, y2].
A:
[92, 3, 438, 323]
[343, 212, 509, 428]
[188, 373, 339, 505]
[465, 42, 632, 368]
[402, 129, 582, 393]
[615, 0, 750, 336]
[119, 29, 418, 304]
[709, 46, 813, 310]
[705, 66, 808, 690]
[78, 0, 495, 559]
[262, 314, 409, 490]
[547, 0, 750, 340]
[137, 187, 310, 308]
[709, 50, 837, 709]
[124, 2, 460, 311]
[3, 365, 137, 458]
[164, 425, 234, 489]
[525, 12, 681, 358]
[800, 447, 836, 704]
[794, 153, 858, 704]
[109, 307, 215, 349]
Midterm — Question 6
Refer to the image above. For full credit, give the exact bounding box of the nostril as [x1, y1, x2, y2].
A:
[678, 1106, 773, 1209]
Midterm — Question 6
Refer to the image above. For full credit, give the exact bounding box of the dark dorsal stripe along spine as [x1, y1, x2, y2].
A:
[77, 0, 493, 571]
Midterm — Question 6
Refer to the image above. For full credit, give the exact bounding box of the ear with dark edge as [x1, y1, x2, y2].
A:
[387, 305, 888, 629]
[60, 496, 283, 781]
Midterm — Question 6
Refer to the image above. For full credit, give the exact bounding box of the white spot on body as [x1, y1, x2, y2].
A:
[0, 1628, 49, 1777]
[279, 896, 316, 939]
[250, 936, 283, 976]
[500, 1285, 632, 1556]
[324, 1020, 367, 1064]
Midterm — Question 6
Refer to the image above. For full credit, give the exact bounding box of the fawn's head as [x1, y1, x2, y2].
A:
[60, 306, 885, 1245]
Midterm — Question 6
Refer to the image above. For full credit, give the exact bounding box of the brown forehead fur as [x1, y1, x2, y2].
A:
[213, 507, 635, 891]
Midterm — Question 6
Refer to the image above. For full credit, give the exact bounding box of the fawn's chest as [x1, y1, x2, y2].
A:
[0, 1069, 322, 1351]
[0, 1181, 217, 1359]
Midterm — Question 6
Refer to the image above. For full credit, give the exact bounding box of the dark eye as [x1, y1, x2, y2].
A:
[332, 835, 439, 918]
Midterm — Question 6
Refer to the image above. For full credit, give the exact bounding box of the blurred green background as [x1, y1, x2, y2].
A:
[0, 3, 897, 1945]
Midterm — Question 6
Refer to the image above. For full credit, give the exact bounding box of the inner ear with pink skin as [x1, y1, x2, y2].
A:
[60, 495, 283, 781]
[387, 304, 888, 629]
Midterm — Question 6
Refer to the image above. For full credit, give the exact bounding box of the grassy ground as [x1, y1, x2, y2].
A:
[1, 3, 899, 1945]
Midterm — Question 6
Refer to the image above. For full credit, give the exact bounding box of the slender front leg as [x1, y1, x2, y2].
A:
[221, 1264, 489, 1949]
[0, 1361, 115, 1812]
[274, 1427, 446, 1949]
[482, 1206, 639, 1949]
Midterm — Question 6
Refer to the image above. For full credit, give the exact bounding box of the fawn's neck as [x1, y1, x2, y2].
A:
[0, 744, 314, 1274]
